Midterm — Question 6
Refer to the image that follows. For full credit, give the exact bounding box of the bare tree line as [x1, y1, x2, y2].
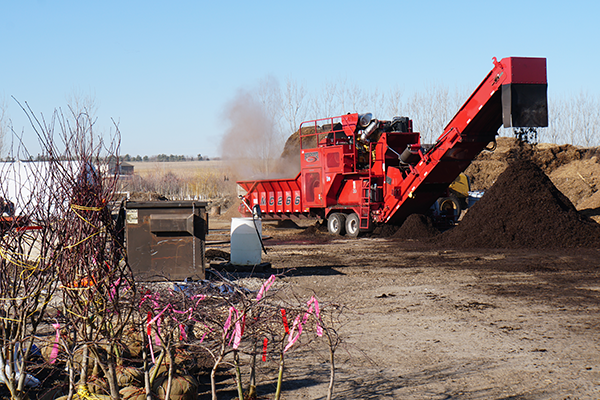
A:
[219, 77, 600, 180]
[541, 91, 600, 147]
[2, 84, 598, 182]
[250, 78, 600, 149]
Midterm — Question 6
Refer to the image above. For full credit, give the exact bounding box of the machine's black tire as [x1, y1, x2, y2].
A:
[327, 213, 346, 235]
[438, 196, 461, 221]
[345, 213, 360, 238]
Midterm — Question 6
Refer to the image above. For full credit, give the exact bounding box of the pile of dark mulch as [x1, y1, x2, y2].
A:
[435, 157, 600, 248]
[366, 214, 439, 239]
[299, 220, 329, 235]
[393, 214, 440, 239]
[276, 219, 301, 229]
[368, 223, 400, 237]
[205, 248, 230, 261]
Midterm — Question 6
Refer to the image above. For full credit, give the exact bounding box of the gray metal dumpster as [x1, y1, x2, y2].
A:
[125, 201, 207, 281]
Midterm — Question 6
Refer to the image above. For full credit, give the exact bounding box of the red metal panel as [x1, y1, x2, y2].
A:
[293, 189, 302, 213]
[259, 191, 267, 213]
[301, 169, 323, 207]
[341, 113, 359, 137]
[284, 188, 293, 213]
[337, 178, 362, 205]
[325, 148, 342, 171]
[268, 193, 276, 214]
[251, 191, 259, 209]
[502, 57, 547, 84]
[278, 181, 291, 213]
[276, 186, 284, 213]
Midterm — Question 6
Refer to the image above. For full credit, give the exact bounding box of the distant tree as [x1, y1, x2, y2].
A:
[0, 97, 6, 156]
[386, 85, 404, 118]
[282, 77, 308, 135]
[309, 81, 338, 119]
[143, 155, 149, 162]
[540, 91, 600, 146]
[257, 75, 285, 134]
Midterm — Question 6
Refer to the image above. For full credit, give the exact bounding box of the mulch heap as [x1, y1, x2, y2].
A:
[300, 220, 329, 235]
[393, 214, 440, 239]
[369, 214, 439, 239]
[435, 156, 600, 249]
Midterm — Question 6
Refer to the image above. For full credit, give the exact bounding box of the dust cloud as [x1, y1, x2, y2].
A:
[220, 88, 299, 181]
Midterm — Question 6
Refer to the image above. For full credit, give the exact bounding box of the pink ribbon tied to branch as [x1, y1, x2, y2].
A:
[283, 295, 323, 353]
[49, 323, 61, 364]
[223, 306, 244, 349]
[146, 304, 169, 362]
[108, 277, 131, 302]
[306, 295, 323, 337]
[256, 274, 276, 301]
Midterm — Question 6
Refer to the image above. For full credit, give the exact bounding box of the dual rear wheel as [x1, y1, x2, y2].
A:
[327, 212, 360, 238]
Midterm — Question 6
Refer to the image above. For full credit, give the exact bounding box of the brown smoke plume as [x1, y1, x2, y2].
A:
[219, 88, 299, 181]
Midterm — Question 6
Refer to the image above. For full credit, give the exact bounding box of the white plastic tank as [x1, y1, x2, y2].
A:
[230, 217, 262, 265]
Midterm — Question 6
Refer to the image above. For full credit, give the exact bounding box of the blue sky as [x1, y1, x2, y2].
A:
[1, 1, 598, 158]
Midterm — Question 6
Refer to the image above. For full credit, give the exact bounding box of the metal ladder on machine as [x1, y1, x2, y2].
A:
[359, 178, 371, 229]
[359, 142, 378, 230]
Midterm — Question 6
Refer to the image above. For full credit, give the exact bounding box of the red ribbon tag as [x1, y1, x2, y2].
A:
[281, 309, 289, 334]
[147, 312, 152, 336]
[262, 338, 268, 362]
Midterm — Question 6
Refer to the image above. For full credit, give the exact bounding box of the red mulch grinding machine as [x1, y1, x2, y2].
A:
[237, 57, 548, 237]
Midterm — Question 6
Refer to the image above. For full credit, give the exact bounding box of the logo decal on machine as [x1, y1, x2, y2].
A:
[304, 151, 319, 163]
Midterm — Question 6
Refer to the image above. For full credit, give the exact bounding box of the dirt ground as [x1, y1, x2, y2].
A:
[205, 138, 600, 399]
[206, 223, 600, 400]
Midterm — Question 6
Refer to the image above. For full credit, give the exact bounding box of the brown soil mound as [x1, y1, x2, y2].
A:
[548, 157, 600, 210]
[536, 142, 600, 172]
[280, 126, 324, 159]
[299, 220, 328, 235]
[217, 200, 242, 220]
[279, 126, 338, 178]
[366, 214, 439, 239]
[393, 214, 439, 239]
[205, 249, 230, 261]
[368, 224, 400, 237]
[276, 219, 301, 229]
[279, 128, 306, 177]
[465, 137, 600, 190]
[436, 157, 600, 249]
[464, 139, 600, 223]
